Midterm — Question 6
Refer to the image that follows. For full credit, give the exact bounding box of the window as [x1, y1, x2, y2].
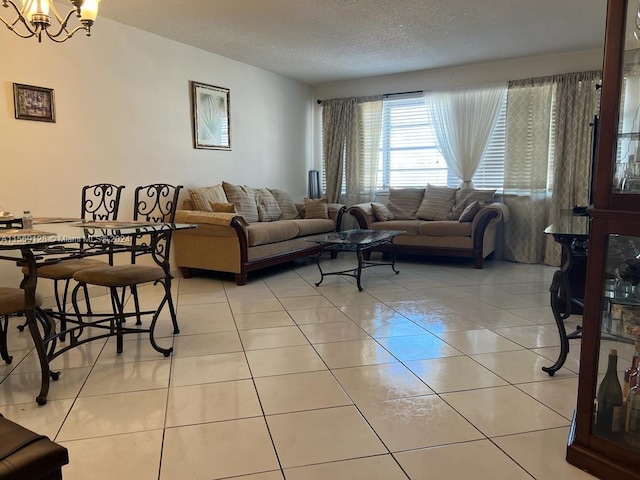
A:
[377, 93, 507, 191]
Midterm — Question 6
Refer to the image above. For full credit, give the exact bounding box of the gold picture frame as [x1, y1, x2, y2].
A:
[13, 83, 55, 123]
[191, 81, 231, 150]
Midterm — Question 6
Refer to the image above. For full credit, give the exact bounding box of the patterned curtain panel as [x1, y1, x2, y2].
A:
[503, 77, 554, 264]
[546, 71, 601, 265]
[503, 71, 601, 265]
[322, 96, 383, 205]
[322, 98, 357, 203]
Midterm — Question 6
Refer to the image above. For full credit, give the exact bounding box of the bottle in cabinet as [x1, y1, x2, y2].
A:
[596, 349, 624, 437]
[626, 384, 640, 447]
[624, 342, 640, 401]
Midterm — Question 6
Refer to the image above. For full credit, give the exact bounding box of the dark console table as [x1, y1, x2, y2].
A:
[542, 214, 590, 376]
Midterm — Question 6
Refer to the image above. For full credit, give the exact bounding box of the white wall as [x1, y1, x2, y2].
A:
[0, 16, 313, 290]
[311, 49, 603, 170]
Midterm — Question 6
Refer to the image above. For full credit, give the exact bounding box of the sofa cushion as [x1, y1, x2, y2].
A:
[222, 182, 260, 223]
[254, 188, 282, 222]
[247, 221, 299, 247]
[188, 184, 228, 212]
[303, 198, 329, 219]
[371, 202, 395, 221]
[417, 184, 457, 220]
[208, 201, 236, 213]
[450, 188, 496, 220]
[371, 220, 420, 236]
[386, 188, 424, 219]
[418, 221, 472, 237]
[458, 201, 482, 222]
[269, 189, 301, 220]
[291, 218, 335, 237]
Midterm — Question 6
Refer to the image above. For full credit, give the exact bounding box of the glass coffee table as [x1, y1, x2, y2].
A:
[306, 229, 405, 291]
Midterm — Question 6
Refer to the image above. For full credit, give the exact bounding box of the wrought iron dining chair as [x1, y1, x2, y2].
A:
[19, 184, 126, 336]
[70, 184, 183, 354]
[0, 287, 49, 365]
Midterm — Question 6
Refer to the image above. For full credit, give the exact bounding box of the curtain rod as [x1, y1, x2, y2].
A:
[316, 90, 423, 104]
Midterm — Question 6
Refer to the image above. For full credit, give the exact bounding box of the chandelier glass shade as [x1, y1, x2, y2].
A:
[0, 0, 99, 43]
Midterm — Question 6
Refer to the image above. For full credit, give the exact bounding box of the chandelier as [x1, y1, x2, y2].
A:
[0, 0, 99, 43]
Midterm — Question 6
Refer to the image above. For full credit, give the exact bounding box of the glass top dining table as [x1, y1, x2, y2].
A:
[0, 218, 196, 405]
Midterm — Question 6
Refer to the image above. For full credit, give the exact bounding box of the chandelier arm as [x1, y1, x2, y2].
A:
[0, 18, 38, 39]
[45, 23, 85, 42]
[1, 0, 37, 33]
[45, 7, 78, 39]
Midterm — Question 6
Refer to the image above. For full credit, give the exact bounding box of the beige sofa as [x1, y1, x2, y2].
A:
[347, 186, 509, 269]
[173, 183, 345, 285]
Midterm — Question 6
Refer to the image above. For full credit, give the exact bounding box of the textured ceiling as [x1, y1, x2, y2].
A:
[98, 0, 607, 85]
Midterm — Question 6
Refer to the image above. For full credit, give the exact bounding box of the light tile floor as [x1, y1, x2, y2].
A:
[0, 256, 600, 479]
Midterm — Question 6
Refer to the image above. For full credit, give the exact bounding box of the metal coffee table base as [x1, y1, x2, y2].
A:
[314, 244, 400, 291]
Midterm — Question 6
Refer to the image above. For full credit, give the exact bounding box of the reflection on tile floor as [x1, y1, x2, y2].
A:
[0, 258, 598, 479]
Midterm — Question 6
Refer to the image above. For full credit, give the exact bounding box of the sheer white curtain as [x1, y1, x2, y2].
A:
[322, 96, 383, 205]
[426, 84, 507, 187]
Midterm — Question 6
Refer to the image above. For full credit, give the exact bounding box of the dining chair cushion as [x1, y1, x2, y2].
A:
[74, 265, 165, 287]
[21, 258, 109, 280]
[0, 288, 43, 316]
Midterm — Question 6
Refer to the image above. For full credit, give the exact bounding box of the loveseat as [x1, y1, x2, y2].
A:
[348, 185, 509, 269]
[173, 182, 345, 285]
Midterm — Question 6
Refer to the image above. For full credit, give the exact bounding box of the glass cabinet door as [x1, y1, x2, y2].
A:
[596, 234, 640, 451]
[613, 3, 640, 192]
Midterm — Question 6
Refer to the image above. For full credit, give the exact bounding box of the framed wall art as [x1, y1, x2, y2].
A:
[13, 83, 56, 123]
[191, 81, 231, 150]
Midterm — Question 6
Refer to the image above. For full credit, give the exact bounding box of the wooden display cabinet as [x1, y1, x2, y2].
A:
[567, 0, 640, 478]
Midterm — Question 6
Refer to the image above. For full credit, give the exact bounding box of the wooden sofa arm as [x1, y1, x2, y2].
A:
[471, 202, 509, 237]
[330, 204, 347, 231]
[347, 203, 375, 229]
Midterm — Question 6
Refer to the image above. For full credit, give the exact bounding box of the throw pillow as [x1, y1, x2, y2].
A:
[303, 198, 329, 219]
[416, 184, 458, 220]
[269, 188, 301, 220]
[450, 188, 496, 220]
[188, 184, 228, 212]
[254, 188, 282, 222]
[371, 202, 395, 221]
[208, 201, 236, 213]
[458, 201, 482, 222]
[222, 182, 259, 223]
[386, 188, 425, 220]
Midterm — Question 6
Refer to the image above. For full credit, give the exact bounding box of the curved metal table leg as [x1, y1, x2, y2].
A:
[314, 251, 325, 287]
[542, 234, 584, 376]
[355, 247, 364, 292]
[21, 248, 51, 405]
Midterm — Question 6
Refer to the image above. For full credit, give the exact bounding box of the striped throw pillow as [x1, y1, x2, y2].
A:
[269, 189, 301, 220]
[222, 182, 259, 223]
[208, 201, 236, 213]
[371, 203, 395, 221]
[386, 188, 424, 220]
[458, 201, 482, 222]
[254, 188, 282, 222]
[303, 198, 329, 219]
[416, 184, 457, 220]
[188, 184, 228, 211]
[450, 188, 496, 220]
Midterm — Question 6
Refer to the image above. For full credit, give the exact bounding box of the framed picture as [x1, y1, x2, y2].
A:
[13, 83, 55, 123]
[191, 81, 231, 150]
